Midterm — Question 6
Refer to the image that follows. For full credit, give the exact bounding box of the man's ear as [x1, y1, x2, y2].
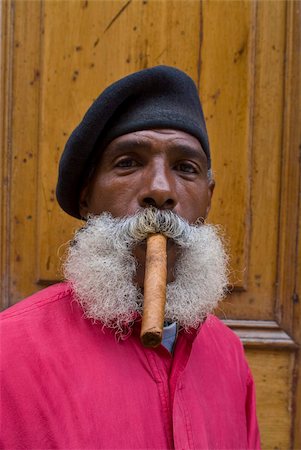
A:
[79, 185, 90, 219]
[205, 179, 215, 219]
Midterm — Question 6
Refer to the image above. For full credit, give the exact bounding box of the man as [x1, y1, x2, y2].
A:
[1, 66, 260, 449]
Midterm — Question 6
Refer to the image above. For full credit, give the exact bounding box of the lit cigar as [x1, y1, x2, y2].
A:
[140, 233, 167, 348]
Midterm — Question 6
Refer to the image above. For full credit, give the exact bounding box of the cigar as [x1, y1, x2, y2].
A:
[140, 233, 167, 348]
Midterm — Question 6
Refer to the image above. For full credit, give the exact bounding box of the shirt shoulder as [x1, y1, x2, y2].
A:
[0, 282, 86, 373]
[196, 314, 250, 378]
[0, 283, 81, 349]
[0, 282, 73, 322]
[202, 314, 244, 346]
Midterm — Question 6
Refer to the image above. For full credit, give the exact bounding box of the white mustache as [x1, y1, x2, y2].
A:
[64, 210, 229, 336]
[76, 207, 196, 249]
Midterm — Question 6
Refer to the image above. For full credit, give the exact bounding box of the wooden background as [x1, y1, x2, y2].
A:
[1, 1, 300, 448]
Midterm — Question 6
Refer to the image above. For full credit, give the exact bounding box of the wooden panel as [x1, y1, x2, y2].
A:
[37, 0, 202, 281]
[225, 320, 297, 349]
[200, 0, 255, 292]
[246, 348, 295, 450]
[1, 0, 42, 305]
[239, 0, 286, 319]
[210, 0, 287, 320]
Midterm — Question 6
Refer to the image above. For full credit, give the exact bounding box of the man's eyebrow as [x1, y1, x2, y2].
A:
[106, 138, 152, 154]
[170, 143, 207, 162]
[103, 138, 207, 162]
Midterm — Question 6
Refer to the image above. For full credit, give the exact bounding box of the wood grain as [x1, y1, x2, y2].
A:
[201, 0, 255, 292]
[246, 348, 295, 450]
[0, 0, 11, 310]
[1, 0, 42, 306]
[214, 0, 287, 321]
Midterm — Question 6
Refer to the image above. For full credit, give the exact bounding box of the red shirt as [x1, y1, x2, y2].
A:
[1, 283, 260, 449]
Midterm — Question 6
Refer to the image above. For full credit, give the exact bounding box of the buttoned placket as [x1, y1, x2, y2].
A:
[142, 327, 199, 450]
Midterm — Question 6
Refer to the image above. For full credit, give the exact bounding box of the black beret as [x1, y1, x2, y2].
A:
[56, 65, 210, 219]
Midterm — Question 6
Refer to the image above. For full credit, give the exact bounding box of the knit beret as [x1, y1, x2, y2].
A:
[56, 65, 210, 219]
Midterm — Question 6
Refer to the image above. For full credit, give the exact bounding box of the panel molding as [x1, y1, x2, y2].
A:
[280, 4, 301, 449]
[224, 319, 298, 349]
[0, 0, 14, 310]
[276, 0, 301, 345]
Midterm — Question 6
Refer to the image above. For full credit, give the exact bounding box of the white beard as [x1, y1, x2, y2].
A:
[63, 209, 229, 336]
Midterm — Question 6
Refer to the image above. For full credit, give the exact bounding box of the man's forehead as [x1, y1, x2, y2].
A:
[106, 129, 204, 149]
[86, 129, 206, 189]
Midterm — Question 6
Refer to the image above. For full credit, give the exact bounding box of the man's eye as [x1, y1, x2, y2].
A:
[115, 158, 138, 168]
[176, 162, 197, 173]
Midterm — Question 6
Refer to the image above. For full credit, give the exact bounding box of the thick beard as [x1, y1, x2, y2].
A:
[63, 209, 229, 336]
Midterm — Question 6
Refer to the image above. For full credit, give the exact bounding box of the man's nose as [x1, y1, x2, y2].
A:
[137, 162, 178, 210]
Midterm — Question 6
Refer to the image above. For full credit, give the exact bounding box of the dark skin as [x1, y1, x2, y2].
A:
[80, 129, 215, 288]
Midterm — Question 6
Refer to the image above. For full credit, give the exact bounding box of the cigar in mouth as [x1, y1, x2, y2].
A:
[140, 233, 167, 348]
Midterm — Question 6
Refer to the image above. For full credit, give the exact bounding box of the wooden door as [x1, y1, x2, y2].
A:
[1, 1, 300, 448]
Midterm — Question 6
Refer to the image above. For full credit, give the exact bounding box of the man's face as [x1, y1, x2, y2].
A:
[80, 129, 214, 286]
